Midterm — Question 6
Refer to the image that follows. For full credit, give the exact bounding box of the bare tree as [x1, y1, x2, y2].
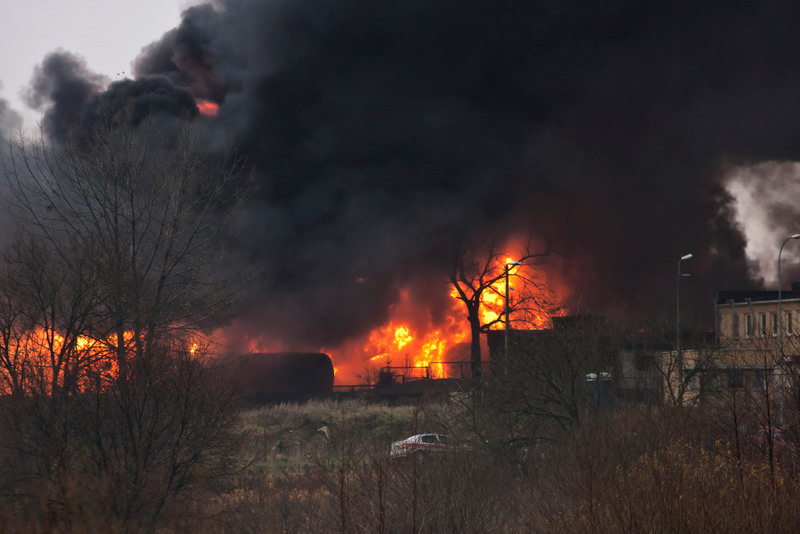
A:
[0, 111, 252, 529]
[5, 113, 251, 375]
[0, 236, 104, 396]
[0, 258, 34, 396]
[463, 314, 618, 462]
[448, 238, 553, 379]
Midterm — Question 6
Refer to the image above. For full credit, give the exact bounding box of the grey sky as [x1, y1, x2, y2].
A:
[0, 0, 192, 128]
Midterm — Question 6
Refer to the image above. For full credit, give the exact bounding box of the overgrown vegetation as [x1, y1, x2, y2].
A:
[182, 318, 800, 533]
[165, 395, 800, 533]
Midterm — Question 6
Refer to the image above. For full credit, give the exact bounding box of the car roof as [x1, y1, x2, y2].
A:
[406, 433, 448, 440]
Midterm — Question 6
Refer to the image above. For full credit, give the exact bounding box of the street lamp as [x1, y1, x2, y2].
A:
[676, 253, 693, 401]
[505, 261, 522, 364]
[677, 254, 693, 354]
[777, 234, 800, 424]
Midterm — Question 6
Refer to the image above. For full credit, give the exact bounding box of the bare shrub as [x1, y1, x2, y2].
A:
[547, 440, 800, 533]
[0, 343, 245, 531]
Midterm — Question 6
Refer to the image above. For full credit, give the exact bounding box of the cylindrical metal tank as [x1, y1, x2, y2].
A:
[226, 352, 334, 404]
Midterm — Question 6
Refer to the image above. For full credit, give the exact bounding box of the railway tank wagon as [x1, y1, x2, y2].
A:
[225, 352, 335, 404]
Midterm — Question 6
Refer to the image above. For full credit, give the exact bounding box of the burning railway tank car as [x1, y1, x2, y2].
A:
[225, 352, 334, 404]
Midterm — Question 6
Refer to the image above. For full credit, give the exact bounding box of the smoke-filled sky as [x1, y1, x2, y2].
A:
[0, 0, 187, 129]
[3, 0, 800, 349]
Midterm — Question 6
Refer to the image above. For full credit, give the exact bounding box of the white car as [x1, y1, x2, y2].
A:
[390, 433, 459, 458]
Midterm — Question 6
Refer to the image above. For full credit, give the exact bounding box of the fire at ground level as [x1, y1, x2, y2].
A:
[211, 244, 568, 386]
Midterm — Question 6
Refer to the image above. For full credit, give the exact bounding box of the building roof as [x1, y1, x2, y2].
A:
[716, 283, 800, 305]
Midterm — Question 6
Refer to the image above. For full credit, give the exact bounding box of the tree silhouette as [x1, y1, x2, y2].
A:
[449, 238, 554, 379]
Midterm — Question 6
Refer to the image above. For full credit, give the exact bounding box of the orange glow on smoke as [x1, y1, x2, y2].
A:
[196, 99, 219, 116]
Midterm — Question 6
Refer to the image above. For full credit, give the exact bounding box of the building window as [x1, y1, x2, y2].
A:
[703, 371, 722, 392]
[726, 369, 744, 389]
[745, 314, 753, 337]
[760, 313, 767, 337]
[687, 374, 698, 392]
[753, 369, 767, 392]
[772, 312, 778, 336]
[788, 312, 794, 335]
[635, 353, 653, 371]
[732, 314, 740, 338]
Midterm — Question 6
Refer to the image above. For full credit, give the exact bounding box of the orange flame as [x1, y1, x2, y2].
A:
[0, 328, 133, 394]
[196, 99, 219, 116]
[204, 242, 564, 386]
[326, 246, 563, 384]
[0, 328, 207, 395]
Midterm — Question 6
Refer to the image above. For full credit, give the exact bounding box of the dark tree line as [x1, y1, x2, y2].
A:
[0, 111, 252, 531]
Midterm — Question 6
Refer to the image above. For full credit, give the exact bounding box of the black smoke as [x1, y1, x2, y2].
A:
[24, 54, 198, 139]
[22, 0, 800, 346]
[0, 92, 21, 251]
[80, 76, 199, 131]
[23, 51, 106, 141]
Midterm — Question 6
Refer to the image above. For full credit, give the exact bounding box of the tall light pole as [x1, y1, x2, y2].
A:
[676, 253, 693, 400]
[777, 234, 800, 424]
[505, 261, 522, 365]
[677, 254, 693, 354]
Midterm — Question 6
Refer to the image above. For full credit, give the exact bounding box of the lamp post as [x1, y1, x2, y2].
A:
[677, 254, 693, 399]
[505, 261, 522, 364]
[677, 254, 693, 354]
[777, 234, 800, 424]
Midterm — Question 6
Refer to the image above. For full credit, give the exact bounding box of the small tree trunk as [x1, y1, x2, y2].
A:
[469, 309, 482, 379]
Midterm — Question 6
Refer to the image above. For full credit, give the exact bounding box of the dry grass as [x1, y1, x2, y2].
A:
[177, 400, 800, 533]
[5, 396, 800, 532]
[547, 441, 800, 533]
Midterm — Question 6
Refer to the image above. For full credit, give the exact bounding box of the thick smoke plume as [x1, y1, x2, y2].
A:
[23, 51, 106, 141]
[0, 92, 20, 251]
[0, 94, 20, 139]
[18, 1, 800, 349]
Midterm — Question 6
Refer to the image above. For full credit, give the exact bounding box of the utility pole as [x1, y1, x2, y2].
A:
[504, 261, 521, 374]
[677, 253, 693, 402]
